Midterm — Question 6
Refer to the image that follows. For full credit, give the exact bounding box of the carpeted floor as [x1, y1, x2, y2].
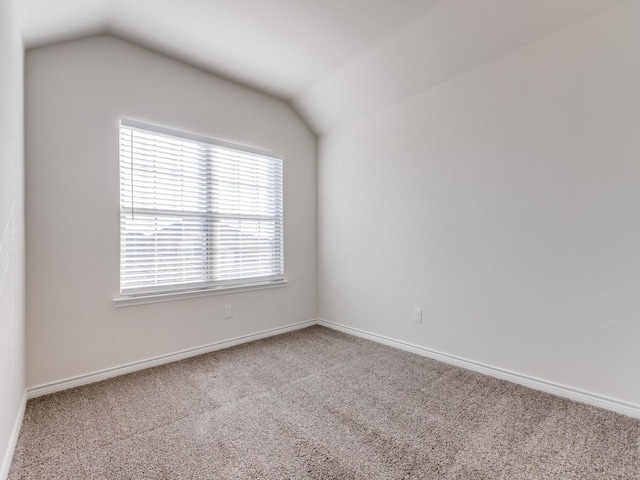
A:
[9, 326, 640, 479]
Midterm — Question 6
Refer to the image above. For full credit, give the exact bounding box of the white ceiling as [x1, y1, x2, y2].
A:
[17, 0, 628, 134]
[17, 0, 442, 98]
[295, 0, 629, 134]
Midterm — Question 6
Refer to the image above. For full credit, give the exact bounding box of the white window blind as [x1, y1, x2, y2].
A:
[119, 120, 284, 296]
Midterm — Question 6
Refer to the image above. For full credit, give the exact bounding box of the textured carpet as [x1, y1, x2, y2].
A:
[9, 326, 640, 479]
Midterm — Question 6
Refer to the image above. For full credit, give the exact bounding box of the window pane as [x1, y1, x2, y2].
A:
[120, 212, 210, 293]
[212, 218, 283, 282]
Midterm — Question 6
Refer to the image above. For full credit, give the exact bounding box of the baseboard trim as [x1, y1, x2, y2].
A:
[23, 317, 640, 418]
[27, 319, 317, 399]
[318, 319, 640, 419]
[1, 390, 27, 480]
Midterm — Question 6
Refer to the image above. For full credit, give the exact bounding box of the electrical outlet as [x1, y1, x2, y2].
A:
[413, 308, 422, 324]
[224, 304, 232, 319]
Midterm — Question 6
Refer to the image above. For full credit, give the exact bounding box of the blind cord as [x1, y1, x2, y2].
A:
[130, 130, 134, 220]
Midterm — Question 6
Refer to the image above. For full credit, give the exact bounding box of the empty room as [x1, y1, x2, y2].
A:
[1, 0, 640, 478]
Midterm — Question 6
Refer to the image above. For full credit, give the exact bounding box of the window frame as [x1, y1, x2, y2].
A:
[114, 119, 286, 306]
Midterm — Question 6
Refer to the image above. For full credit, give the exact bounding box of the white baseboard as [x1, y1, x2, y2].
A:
[23, 316, 640, 419]
[1, 390, 26, 480]
[318, 319, 640, 419]
[27, 319, 317, 399]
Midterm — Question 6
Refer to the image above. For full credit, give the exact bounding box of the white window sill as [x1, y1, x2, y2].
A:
[113, 280, 288, 308]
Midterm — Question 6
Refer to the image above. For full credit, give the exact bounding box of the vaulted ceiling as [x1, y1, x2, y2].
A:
[17, 0, 627, 134]
[18, 0, 441, 97]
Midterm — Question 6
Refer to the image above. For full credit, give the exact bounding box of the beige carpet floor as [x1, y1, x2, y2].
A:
[9, 326, 640, 479]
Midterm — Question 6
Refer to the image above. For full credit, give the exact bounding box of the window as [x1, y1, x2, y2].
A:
[119, 120, 284, 297]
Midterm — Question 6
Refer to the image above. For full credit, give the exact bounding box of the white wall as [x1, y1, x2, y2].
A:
[318, 2, 640, 407]
[25, 35, 317, 388]
[0, 0, 25, 474]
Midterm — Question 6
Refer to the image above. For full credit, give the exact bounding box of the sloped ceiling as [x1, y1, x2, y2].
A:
[17, 0, 627, 135]
[18, 0, 441, 97]
[294, 0, 628, 134]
